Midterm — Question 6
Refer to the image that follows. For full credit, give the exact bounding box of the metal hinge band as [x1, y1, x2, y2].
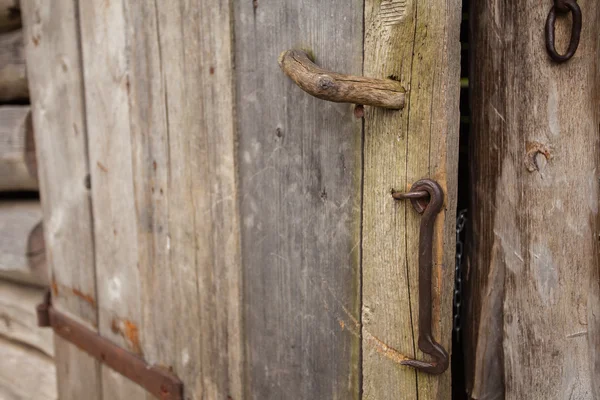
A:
[37, 292, 183, 400]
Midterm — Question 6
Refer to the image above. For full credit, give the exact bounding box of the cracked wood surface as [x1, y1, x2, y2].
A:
[362, 0, 461, 398]
[466, 1, 600, 398]
[279, 49, 405, 109]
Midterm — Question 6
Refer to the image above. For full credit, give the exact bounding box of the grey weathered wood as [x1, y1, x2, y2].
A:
[279, 49, 406, 109]
[78, 0, 243, 398]
[466, 0, 600, 398]
[0, 30, 27, 102]
[0, 201, 47, 286]
[153, 2, 244, 398]
[21, 0, 101, 399]
[0, 335, 57, 400]
[0, 106, 37, 191]
[362, 0, 461, 399]
[0, 279, 54, 356]
[0, 0, 20, 33]
[235, 1, 363, 398]
[77, 0, 145, 396]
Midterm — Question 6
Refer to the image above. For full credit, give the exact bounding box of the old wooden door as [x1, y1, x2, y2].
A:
[22, 0, 461, 399]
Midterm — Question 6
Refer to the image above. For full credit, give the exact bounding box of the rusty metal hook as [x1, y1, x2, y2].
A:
[545, 0, 582, 63]
[392, 179, 449, 375]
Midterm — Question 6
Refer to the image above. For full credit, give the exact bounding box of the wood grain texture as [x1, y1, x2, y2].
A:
[78, 0, 146, 396]
[21, 0, 101, 399]
[0, 201, 47, 286]
[466, 0, 600, 398]
[78, 0, 242, 398]
[0, 0, 20, 33]
[362, 0, 461, 398]
[0, 29, 27, 102]
[0, 335, 57, 400]
[0, 106, 37, 191]
[235, 1, 363, 399]
[279, 49, 406, 109]
[154, 2, 243, 399]
[0, 279, 54, 356]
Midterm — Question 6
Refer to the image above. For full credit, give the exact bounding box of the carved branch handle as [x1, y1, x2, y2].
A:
[278, 50, 405, 110]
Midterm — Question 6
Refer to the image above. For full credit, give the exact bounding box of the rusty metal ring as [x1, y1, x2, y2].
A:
[545, 0, 582, 63]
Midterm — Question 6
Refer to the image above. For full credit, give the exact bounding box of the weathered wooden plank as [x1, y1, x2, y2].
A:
[362, 0, 461, 398]
[0, 0, 20, 33]
[77, 0, 145, 396]
[0, 279, 53, 356]
[466, 0, 600, 398]
[0, 201, 46, 286]
[0, 106, 37, 191]
[234, 1, 363, 399]
[154, 2, 243, 399]
[21, 0, 101, 399]
[0, 30, 27, 102]
[0, 335, 57, 400]
[78, 1, 243, 398]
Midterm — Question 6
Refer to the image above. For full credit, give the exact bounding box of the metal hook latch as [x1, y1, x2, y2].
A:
[392, 179, 449, 375]
[545, 0, 582, 63]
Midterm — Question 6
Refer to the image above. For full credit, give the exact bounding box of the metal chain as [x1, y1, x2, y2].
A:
[453, 209, 467, 342]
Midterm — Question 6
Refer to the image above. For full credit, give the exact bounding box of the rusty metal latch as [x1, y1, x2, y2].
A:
[37, 292, 183, 400]
[392, 179, 449, 375]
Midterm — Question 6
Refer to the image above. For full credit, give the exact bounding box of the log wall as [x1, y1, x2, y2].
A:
[0, 30, 27, 103]
[0, 2, 56, 399]
[0, 106, 36, 191]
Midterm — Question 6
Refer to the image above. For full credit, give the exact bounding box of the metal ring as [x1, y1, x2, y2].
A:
[545, 0, 582, 63]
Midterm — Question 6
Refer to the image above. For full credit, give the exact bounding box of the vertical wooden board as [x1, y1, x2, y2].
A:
[21, 0, 101, 399]
[467, 1, 600, 399]
[53, 337, 101, 400]
[234, 1, 363, 399]
[77, 0, 145, 397]
[154, 2, 243, 399]
[79, 1, 243, 399]
[362, 0, 461, 399]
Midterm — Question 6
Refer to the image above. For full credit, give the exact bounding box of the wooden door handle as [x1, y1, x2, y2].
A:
[279, 50, 405, 110]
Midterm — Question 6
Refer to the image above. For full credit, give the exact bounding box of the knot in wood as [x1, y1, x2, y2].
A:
[317, 75, 336, 91]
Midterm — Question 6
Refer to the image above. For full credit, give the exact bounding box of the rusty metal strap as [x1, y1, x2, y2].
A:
[37, 292, 183, 400]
